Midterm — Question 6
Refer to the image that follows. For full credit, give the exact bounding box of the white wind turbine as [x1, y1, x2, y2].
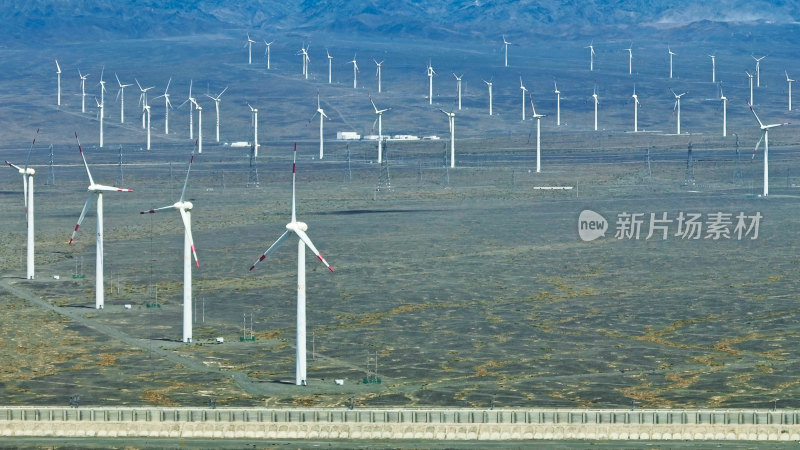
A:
[668, 47, 676, 79]
[453, 73, 463, 110]
[98, 67, 108, 113]
[719, 83, 727, 137]
[192, 99, 203, 153]
[440, 109, 456, 168]
[626, 44, 633, 75]
[753, 55, 766, 87]
[746, 71, 754, 105]
[114, 73, 132, 124]
[592, 86, 599, 131]
[326, 49, 333, 84]
[248, 103, 259, 157]
[529, 94, 545, 173]
[79, 69, 89, 113]
[586, 41, 595, 71]
[375, 59, 384, 93]
[95, 97, 104, 148]
[144, 104, 151, 150]
[140, 155, 199, 343]
[179, 80, 196, 139]
[749, 104, 789, 197]
[246, 33, 255, 64]
[248, 143, 334, 386]
[350, 55, 359, 89]
[5, 129, 38, 280]
[503, 35, 512, 67]
[153, 78, 173, 134]
[554, 81, 561, 126]
[55, 60, 62, 106]
[205, 86, 227, 142]
[427, 60, 436, 104]
[484, 79, 493, 116]
[632, 85, 640, 133]
[136, 78, 154, 129]
[709, 54, 716, 83]
[264, 40, 274, 69]
[671, 89, 687, 135]
[370, 95, 390, 164]
[299, 45, 310, 79]
[519, 77, 528, 121]
[786, 70, 794, 111]
[310, 93, 329, 159]
[69, 133, 133, 310]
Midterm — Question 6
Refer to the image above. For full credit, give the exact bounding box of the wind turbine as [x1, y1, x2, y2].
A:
[78, 69, 89, 113]
[136, 78, 154, 130]
[626, 44, 633, 75]
[592, 86, 599, 131]
[554, 81, 561, 126]
[153, 77, 173, 134]
[586, 41, 595, 71]
[299, 45, 310, 79]
[440, 109, 456, 168]
[786, 70, 795, 111]
[205, 86, 227, 142]
[264, 40, 274, 69]
[753, 55, 766, 87]
[192, 99, 202, 153]
[668, 47, 676, 79]
[246, 33, 255, 64]
[375, 59, 384, 93]
[248, 143, 334, 386]
[632, 85, 640, 133]
[370, 95, 390, 164]
[179, 80, 195, 139]
[453, 73, 463, 110]
[427, 60, 436, 104]
[719, 83, 727, 137]
[502, 35, 512, 67]
[484, 79, 493, 116]
[55, 60, 62, 106]
[326, 49, 333, 84]
[519, 77, 528, 121]
[671, 89, 687, 135]
[140, 155, 199, 343]
[709, 54, 716, 83]
[98, 66, 107, 113]
[144, 105, 151, 150]
[95, 97, 104, 148]
[530, 94, 545, 173]
[114, 73, 132, 124]
[746, 71, 754, 105]
[69, 133, 133, 310]
[749, 103, 789, 197]
[248, 103, 259, 157]
[350, 55, 359, 89]
[5, 129, 38, 280]
[310, 93, 329, 159]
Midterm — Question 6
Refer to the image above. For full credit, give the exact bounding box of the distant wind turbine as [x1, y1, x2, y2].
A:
[310, 93, 329, 159]
[719, 83, 727, 137]
[632, 84, 640, 133]
[264, 40, 274, 69]
[326, 49, 333, 84]
[753, 55, 766, 87]
[786, 70, 795, 111]
[55, 60, 62, 106]
[592, 86, 599, 131]
[95, 97, 104, 148]
[484, 79, 493, 116]
[746, 71, 754, 106]
[78, 69, 89, 113]
[5, 129, 38, 280]
[519, 77, 528, 121]
[248, 143, 334, 386]
[453, 73, 463, 110]
[350, 55, 359, 89]
[427, 60, 436, 104]
[671, 89, 687, 135]
[668, 47, 676, 79]
[375, 59, 384, 93]
[440, 109, 456, 168]
[749, 103, 789, 197]
[205, 86, 228, 142]
[246, 33, 256, 64]
[69, 133, 133, 310]
[248, 103, 259, 157]
[503, 35, 512, 67]
[586, 41, 595, 71]
[709, 54, 716, 83]
[136, 78, 154, 130]
[626, 44, 633, 75]
[153, 77, 173, 134]
[114, 73, 132, 124]
[530, 94, 545, 173]
[370, 95, 390, 164]
[554, 81, 561, 126]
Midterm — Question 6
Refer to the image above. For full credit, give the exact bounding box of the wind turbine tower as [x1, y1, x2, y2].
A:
[192, 99, 203, 153]
[248, 103, 259, 157]
[79, 70, 89, 113]
[554, 81, 561, 126]
[96, 98, 104, 148]
[205, 86, 227, 142]
[115, 73, 132, 124]
[140, 155, 199, 343]
[632, 85, 640, 133]
[749, 104, 788, 197]
[786, 71, 795, 111]
[453, 73, 463, 110]
[55, 60, 61, 106]
[519, 77, 528, 121]
[350, 55, 359, 89]
[246, 34, 255, 64]
[311, 93, 329, 159]
[427, 60, 436, 104]
[720, 84, 727, 137]
[440, 109, 456, 168]
[375, 59, 384, 93]
[98, 67, 107, 114]
[671, 89, 687, 135]
[753, 55, 766, 87]
[503, 35, 512, 67]
[746, 71, 754, 105]
[136, 79, 154, 129]
[69, 133, 133, 310]
[709, 55, 716, 82]
[530, 94, 545, 173]
[586, 41, 595, 71]
[5, 130, 38, 280]
[484, 79, 493, 116]
[370, 96, 390, 164]
[626, 45, 633, 75]
[668, 47, 676, 79]
[326, 50, 333, 84]
[144, 105, 151, 150]
[248, 143, 334, 386]
[154, 78, 173, 134]
[592, 86, 599, 131]
[265, 41, 274, 69]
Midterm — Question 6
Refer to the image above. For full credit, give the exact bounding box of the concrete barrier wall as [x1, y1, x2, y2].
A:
[2, 407, 800, 441]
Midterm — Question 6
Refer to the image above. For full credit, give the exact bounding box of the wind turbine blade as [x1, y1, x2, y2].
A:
[22, 173, 28, 210]
[139, 204, 176, 214]
[179, 154, 194, 202]
[179, 208, 199, 268]
[25, 128, 39, 170]
[749, 104, 765, 128]
[249, 230, 291, 271]
[294, 229, 334, 272]
[69, 194, 93, 244]
[291, 143, 297, 223]
[753, 132, 765, 158]
[5, 161, 23, 171]
[93, 184, 133, 192]
[75, 133, 95, 186]
[217, 86, 228, 98]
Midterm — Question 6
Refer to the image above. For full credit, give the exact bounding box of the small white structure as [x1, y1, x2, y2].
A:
[423, 135, 440, 140]
[215, 337, 225, 343]
[337, 131, 361, 140]
[53, 275, 60, 280]
[228, 141, 250, 148]
[334, 379, 344, 385]
[363, 135, 380, 141]
[390, 135, 419, 141]
[124, 304, 132, 309]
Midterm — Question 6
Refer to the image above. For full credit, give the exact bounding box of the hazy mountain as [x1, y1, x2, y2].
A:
[2, 0, 799, 43]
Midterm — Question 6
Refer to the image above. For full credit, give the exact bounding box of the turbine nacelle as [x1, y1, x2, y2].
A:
[287, 221, 308, 232]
